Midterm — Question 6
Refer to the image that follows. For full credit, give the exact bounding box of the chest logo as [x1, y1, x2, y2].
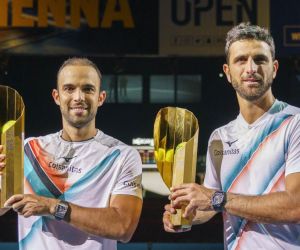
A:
[225, 139, 238, 147]
[58, 156, 77, 163]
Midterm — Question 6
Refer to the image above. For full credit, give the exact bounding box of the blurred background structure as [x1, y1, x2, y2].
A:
[1, 0, 300, 249]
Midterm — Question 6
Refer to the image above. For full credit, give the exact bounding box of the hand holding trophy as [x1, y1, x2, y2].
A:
[0, 85, 25, 215]
[154, 107, 199, 229]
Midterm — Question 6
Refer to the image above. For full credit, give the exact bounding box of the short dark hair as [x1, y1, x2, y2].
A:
[57, 57, 102, 88]
[225, 22, 275, 62]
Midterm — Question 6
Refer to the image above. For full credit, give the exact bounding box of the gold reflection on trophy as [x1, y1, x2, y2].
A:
[0, 85, 25, 213]
[154, 107, 199, 228]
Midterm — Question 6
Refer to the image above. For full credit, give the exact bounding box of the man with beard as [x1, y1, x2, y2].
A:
[0, 58, 143, 250]
[163, 23, 300, 249]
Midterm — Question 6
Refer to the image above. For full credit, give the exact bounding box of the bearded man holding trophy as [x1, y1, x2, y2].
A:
[0, 58, 143, 250]
[163, 23, 300, 250]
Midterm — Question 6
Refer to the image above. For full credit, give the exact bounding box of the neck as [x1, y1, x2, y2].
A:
[61, 121, 97, 142]
[237, 91, 275, 124]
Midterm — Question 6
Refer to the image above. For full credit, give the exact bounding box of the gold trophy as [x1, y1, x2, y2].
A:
[154, 107, 199, 229]
[0, 85, 25, 214]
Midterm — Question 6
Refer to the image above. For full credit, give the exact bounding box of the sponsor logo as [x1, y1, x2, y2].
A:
[58, 156, 77, 163]
[224, 139, 238, 147]
[214, 148, 239, 156]
[48, 162, 82, 174]
[123, 180, 141, 188]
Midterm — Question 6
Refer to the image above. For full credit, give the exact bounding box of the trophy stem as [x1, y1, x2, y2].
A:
[170, 203, 192, 229]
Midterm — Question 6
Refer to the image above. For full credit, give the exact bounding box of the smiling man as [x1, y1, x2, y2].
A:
[163, 23, 300, 249]
[0, 58, 143, 250]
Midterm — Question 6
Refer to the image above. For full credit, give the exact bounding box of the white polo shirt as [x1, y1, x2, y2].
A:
[19, 130, 142, 250]
[204, 100, 300, 250]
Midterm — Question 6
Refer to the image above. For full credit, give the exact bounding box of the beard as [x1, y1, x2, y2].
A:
[231, 76, 273, 102]
[61, 107, 97, 128]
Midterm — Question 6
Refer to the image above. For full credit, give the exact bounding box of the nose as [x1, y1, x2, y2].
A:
[74, 89, 85, 101]
[245, 57, 258, 74]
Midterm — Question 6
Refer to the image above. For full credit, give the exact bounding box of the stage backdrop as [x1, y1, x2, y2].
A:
[0, 0, 299, 56]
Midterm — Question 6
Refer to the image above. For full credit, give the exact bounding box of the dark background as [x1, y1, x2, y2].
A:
[1, 0, 300, 245]
[0, 55, 299, 243]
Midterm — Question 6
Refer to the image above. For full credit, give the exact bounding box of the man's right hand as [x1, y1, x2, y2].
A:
[0, 144, 10, 216]
[163, 204, 191, 233]
[0, 145, 6, 175]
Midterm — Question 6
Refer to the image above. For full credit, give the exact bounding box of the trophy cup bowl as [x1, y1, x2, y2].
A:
[154, 107, 199, 229]
[0, 85, 25, 214]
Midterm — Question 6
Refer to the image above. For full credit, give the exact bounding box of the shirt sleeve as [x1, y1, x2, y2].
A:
[111, 147, 143, 199]
[285, 115, 300, 176]
[203, 130, 222, 190]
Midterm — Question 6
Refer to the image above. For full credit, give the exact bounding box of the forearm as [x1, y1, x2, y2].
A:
[5, 193, 142, 242]
[226, 191, 300, 223]
[66, 202, 141, 242]
[192, 210, 216, 225]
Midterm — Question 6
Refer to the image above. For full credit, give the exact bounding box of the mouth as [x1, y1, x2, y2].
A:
[242, 74, 261, 82]
[69, 106, 88, 115]
[242, 78, 261, 85]
[70, 107, 87, 111]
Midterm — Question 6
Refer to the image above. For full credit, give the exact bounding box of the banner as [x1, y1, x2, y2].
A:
[0, 0, 158, 55]
[2, 0, 300, 56]
[159, 0, 270, 56]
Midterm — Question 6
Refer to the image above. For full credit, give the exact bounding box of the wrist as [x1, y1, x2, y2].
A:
[50, 199, 59, 216]
[53, 200, 71, 221]
[211, 190, 227, 212]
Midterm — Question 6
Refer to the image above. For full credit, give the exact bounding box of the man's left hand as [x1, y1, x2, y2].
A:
[170, 183, 215, 218]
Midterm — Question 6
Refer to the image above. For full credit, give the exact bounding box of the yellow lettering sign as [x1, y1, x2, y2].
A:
[71, 0, 99, 28]
[0, 0, 8, 27]
[12, 0, 34, 27]
[0, 0, 135, 28]
[102, 0, 134, 28]
[38, 0, 65, 27]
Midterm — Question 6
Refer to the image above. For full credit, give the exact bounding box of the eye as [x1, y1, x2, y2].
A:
[63, 85, 75, 93]
[254, 56, 268, 65]
[234, 56, 247, 64]
[83, 85, 96, 93]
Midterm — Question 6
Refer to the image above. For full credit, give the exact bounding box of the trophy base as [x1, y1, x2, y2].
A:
[174, 224, 192, 229]
[180, 224, 192, 229]
[171, 207, 193, 229]
[173, 224, 192, 232]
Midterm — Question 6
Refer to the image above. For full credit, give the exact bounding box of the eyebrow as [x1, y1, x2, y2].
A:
[232, 53, 269, 63]
[232, 55, 247, 63]
[81, 83, 96, 89]
[61, 83, 96, 88]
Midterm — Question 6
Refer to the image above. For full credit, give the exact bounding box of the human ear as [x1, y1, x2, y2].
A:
[98, 91, 106, 107]
[272, 60, 279, 79]
[52, 89, 60, 106]
[223, 64, 232, 83]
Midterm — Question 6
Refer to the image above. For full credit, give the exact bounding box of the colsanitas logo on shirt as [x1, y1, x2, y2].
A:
[214, 148, 239, 156]
[48, 162, 82, 174]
